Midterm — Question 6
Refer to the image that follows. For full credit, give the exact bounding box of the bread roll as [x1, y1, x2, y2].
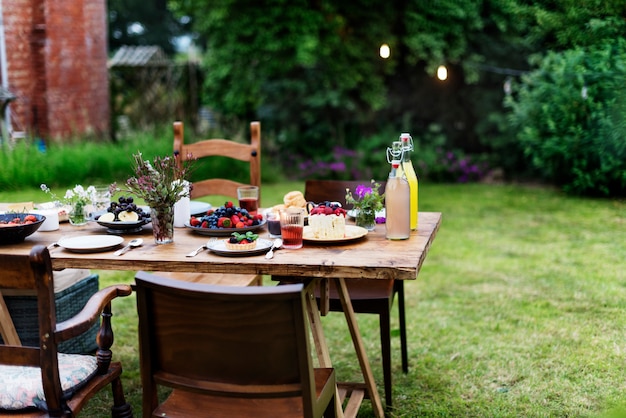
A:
[283, 191, 307, 208]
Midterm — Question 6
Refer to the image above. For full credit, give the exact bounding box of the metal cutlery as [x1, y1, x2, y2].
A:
[113, 238, 143, 256]
[186, 238, 216, 257]
[265, 238, 283, 259]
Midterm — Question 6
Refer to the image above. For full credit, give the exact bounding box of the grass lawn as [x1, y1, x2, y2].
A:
[2, 182, 625, 417]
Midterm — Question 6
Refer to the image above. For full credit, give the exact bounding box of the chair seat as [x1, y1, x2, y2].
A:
[0, 353, 97, 410]
[153, 369, 336, 418]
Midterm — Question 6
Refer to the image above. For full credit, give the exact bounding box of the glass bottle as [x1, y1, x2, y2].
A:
[400, 133, 419, 230]
[385, 143, 410, 240]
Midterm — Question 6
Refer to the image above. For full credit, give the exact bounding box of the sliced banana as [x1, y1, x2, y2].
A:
[118, 210, 139, 222]
[98, 212, 115, 222]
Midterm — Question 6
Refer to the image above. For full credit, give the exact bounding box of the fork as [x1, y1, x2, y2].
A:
[186, 238, 217, 257]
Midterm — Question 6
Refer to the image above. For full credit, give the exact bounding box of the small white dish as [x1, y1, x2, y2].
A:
[207, 238, 273, 257]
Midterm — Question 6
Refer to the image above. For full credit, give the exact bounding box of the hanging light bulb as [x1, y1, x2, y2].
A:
[503, 77, 512, 95]
[379, 43, 390, 59]
[437, 65, 448, 80]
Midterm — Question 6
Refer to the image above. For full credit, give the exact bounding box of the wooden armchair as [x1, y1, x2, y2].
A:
[0, 245, 133, 417]
[304, 179, 406, 408]
[161, 120, 262, 287]
[134, 271, 336, 418]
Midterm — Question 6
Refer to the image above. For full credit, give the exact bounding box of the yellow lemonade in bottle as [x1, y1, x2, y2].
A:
[400, 133, 418, 230]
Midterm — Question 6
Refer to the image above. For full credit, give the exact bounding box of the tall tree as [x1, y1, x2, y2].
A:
[171, 0, 529, 155]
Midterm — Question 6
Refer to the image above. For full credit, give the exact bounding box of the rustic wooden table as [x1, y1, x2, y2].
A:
[0, 211, 442, 418]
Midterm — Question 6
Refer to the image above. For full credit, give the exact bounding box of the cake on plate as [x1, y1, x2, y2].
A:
[308, 203, 347, 239]
[225, 231, 259, 250]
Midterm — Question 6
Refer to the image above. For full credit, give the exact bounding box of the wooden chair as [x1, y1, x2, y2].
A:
[304, 179, 406, 408]
[134, 271, 337, 418]
[0, 245, 133, 417]
[166, 120, 262, 287]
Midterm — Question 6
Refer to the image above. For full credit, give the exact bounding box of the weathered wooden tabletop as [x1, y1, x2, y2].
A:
[0, 212, 441, 279]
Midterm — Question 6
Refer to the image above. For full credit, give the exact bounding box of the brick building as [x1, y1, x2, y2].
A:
[0, 0, 109, 142]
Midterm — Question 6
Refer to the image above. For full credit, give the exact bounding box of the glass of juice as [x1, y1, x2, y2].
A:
[266, 210, 282, 238]
[280, 208, 304, 249]
[237, 185, 259, 215]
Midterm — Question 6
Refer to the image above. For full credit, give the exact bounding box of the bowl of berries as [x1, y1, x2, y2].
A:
[94, 196, 151, 234]
[185, 201, 266, 237]
[0, 213, 46, 245]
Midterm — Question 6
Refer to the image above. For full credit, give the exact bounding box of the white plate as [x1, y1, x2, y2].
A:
[303, 225, 368, 244]
[207, 238, 273, 257]
[346, 208, 386, 219]
[57, 235, 124, 253]
[190, 201, 212, 216]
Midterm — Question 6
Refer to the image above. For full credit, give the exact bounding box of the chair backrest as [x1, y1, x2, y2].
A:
[305, 180, 387, 208]
[134, 272, 318, 413]
[173, 121, 262, 205]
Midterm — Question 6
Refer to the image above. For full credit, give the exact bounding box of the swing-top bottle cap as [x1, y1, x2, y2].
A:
[400, 133, 412, 142]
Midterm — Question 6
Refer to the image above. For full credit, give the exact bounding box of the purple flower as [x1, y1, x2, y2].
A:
[375, 216, 386, 224]
[355, 185, 373, 199]
[329, 161, 346, 172]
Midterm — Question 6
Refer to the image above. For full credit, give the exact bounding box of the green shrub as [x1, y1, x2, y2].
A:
[506, 40, 626, 197]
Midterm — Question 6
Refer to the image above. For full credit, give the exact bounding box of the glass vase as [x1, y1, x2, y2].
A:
[151, 205, 175, 244]
[355, 208, 376, 231]
[68, 203, 89, 226]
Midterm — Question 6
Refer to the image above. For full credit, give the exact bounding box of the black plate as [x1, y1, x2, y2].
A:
[184, 219, 266, 237]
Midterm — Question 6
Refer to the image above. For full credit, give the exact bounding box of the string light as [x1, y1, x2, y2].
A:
[437, 65, 448, 80]
[379, 43, 390, 59]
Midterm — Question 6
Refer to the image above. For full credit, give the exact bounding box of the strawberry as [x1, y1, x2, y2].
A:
[190, 217, 201, 227]
[255, 213, 264, 220]
[207, 209, 214, 216]
[225, 201, 234, 209]
[246, 219, 253, 226]
[240, 239, 250, 244]
[24, 215, 37, 223]
[201, 220, 209, 228]
[324, 206, 333, 215]
[236, 221, 245, 228]
[231, 215, 240, 224]
[217, 217, 227, 227]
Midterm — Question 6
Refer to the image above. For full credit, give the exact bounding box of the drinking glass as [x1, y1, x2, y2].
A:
[266, 210, 282, 238]
[93, 186, 111, 213]
[237, 185, 259, 215]
[280, 208, 304, 249]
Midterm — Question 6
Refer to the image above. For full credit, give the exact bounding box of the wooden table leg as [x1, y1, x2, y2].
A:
[305, 283, 345, 418]
[0, 292, 22, 346]
[335, 278, 386, 418]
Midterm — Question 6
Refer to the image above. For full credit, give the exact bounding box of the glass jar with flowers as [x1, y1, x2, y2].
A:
[124, 152, 195, 244]
[40, 184, 97, 226]
[345, 180, 385, 231]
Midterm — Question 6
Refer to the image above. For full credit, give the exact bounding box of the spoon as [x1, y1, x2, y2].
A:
[265, 238, 283, 259]
[114, 238, 143, 256]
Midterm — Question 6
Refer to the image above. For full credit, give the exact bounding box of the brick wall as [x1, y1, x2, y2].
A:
[2, 0, 109, 141]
